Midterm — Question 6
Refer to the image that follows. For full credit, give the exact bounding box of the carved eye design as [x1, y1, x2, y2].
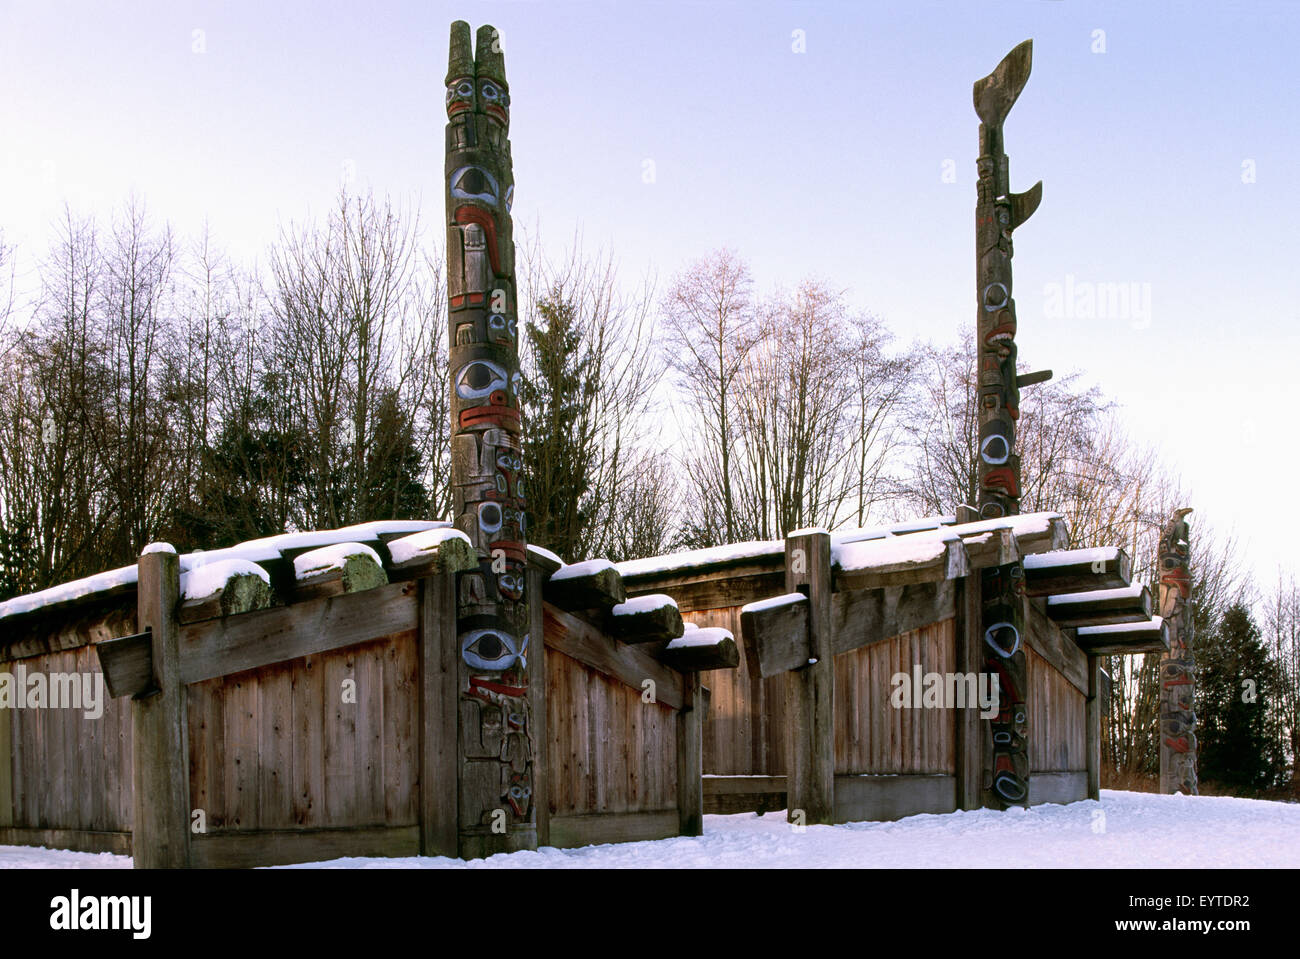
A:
[480, 81, 499, 102]
[461, 629, 520, 670]
[455, 359, 507, 400]
[497, 451, 522, 471]
[450, 165, 499, 206]
[478, 502, 503, 535]
[980, 434, 1010, 465]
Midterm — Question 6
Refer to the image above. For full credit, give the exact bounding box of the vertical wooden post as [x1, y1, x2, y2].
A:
[419, 571, 459, 857]
[0, 684, 12, 829]
[676, 673, 703, 836]
[1086, 654, 1101, 801]
[955, 574, 985, 809]
[784, 530, 834, 824]
[526, 559, 550, 848]
[132, 547, 190, 868]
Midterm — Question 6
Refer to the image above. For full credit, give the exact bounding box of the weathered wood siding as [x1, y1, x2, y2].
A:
[186, 632, 421, 833]
[1028, 645, 1086, 773]
[4, 644, 133, 833]
[683, 607, 788, 777]
[544, 647, 677, 818]
[834, 618, 956, 775]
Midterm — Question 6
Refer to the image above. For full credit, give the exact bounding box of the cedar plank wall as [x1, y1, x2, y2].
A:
[2, 644, 134, 846]
[544, 648, 678, 819]
[186, 633, 421, 834]
[1027, 645, 1086, 773]
[833, 619, 956, 775]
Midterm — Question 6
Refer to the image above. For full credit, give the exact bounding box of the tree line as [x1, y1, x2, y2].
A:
[0, 192, 1294, 795]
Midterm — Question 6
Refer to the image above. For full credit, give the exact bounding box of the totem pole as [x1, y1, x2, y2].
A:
[445, 21, 535, 856]
[973, 40, 1043, 808]
[1157, 508, 1198, 795]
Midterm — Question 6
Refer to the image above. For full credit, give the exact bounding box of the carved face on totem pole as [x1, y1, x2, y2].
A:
[1157, 507, 1197, 795]
[447, 20, 532, 835]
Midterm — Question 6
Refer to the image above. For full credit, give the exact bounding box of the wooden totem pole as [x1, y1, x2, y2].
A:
[445, 21, 535, 857]
[1157, 507, 1198, 795]
[973, 40, 1044, 807]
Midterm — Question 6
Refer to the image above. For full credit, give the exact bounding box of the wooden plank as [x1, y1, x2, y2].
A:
[419, 573, 458, 857]
[223, 673, 258, 830]
[832, 579, 958, 656]
[95, 631, 156, 699]
[546, 810, 678, 849]
[658, 631, 740, 672]
[178, 570, 273, 624]
[527, 562, 550, 846]
[258, 664, 294, 829]
[1024, 598, 1090, 694]
[676, 674, 702, 836]
[623, 568, 786, 614]
[291, 654, 324, 828]
[784, 530, 834, 825]
[832, 774, 957, 823]
[702, 775, 787, 815]
[1023, 547, 1131, 597]
[178, 582, 418, 684]
[741, 594, 810, 678]
[1086, 655, 1101, 801]
[0, 826, 132, 856]
[1074, 618, 1169, 655]
[1029, 770, 1088, 806]
[608, 597, 684, 644]
[0, 676, 11, 828]
[132, 548, 191, 868]
[542, 602, 683, 710]
[190, 824, 419, 868]
[382, 632, 418, 825]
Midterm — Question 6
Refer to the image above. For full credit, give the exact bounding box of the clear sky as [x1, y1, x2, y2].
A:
[1, 0, 1296, 590]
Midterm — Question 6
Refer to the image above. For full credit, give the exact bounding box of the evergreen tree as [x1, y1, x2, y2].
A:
[1196, 602, 1286, 791]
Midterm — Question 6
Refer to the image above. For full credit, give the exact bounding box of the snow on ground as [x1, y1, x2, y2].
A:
[4, 790, 1298, 869]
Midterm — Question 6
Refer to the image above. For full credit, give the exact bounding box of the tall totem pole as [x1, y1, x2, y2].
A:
[445, 21, 535, 856]
[1158, 507, 1198, 795]
[973, 40, 1043, 807]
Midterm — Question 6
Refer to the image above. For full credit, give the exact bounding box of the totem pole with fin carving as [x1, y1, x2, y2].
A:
[973, 40, 1044, 808]
[445, 20, 535, 857]
[1158, 508, 1198, 795]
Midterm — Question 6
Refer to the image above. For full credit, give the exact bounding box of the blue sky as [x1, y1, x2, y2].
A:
[1, 0, 1296, 589]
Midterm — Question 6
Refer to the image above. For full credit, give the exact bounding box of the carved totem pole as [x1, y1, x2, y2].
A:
[973, 40, 1043, 808]
[1157, 507, 1198, 795]
[445, 21, 535, 856]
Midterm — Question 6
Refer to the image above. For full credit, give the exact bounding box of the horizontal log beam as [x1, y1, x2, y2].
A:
[292, 544, 389, 602]
[740, 593, 810, 678]
[833, 537, 969, 592]
[1023, 547, 1131, 597]
[832, 579, 958, 656]
[1074, 617, 1169, 655]
[542, 601, 683, 710]
[178, 582, 419, 684]
[1047, 584, 1152, 629]
[545, 561, 626, 611]
[385, 530, 477, 578]
[608, 595, 685, 644]
[178, 566, 274, 625]
[658, 629, 740, 672]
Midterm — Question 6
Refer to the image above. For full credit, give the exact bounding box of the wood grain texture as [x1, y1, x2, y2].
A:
[1027, 646, 1086, 773]
[784, 531, 834, 824]
[419, 573, 458, 856]
[542, 602, 682, 710]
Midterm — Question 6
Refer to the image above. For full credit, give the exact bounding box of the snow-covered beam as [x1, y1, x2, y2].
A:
[385, 528, 477, 578]
[1047, 583, 1152, 629]
[545, 559, 626, 611]
[1074, 616, 1168, 655]
[609, 594, 685, 644]
[833, 535, 969, 592]
[1022, 546, 1131, 597]
[177, 559, 274, 624]
[292, 543, 389, 601]
[658, 625, 740, 672]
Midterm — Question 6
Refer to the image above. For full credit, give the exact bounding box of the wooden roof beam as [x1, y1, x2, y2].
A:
[1023, 546, 1131, 597]
[1047, 583, 1152, 629]
[1074, 616, 1169, 655]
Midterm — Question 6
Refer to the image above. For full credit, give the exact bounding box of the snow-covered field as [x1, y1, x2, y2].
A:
[4, 790, 1297, 869]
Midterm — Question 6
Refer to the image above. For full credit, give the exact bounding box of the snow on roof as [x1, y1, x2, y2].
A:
[833, 531, 952, 572]
[550, 558, 616, 581]
[294, 543, 384, 581]
[666, 626, 733, 649]
[141, 542, 177, 555]
[0, 519, 451, 623]
[1047, 582, 1147, 606]
[740, 592, 807, 615]
[180, 559, 271, 602]
[527, 544, 564, 569]
[1077, 616, 1164, 636]
[1022, 546, 1117, 569]
[388, 527, 472, 566]
[611, 594, 678, 616]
